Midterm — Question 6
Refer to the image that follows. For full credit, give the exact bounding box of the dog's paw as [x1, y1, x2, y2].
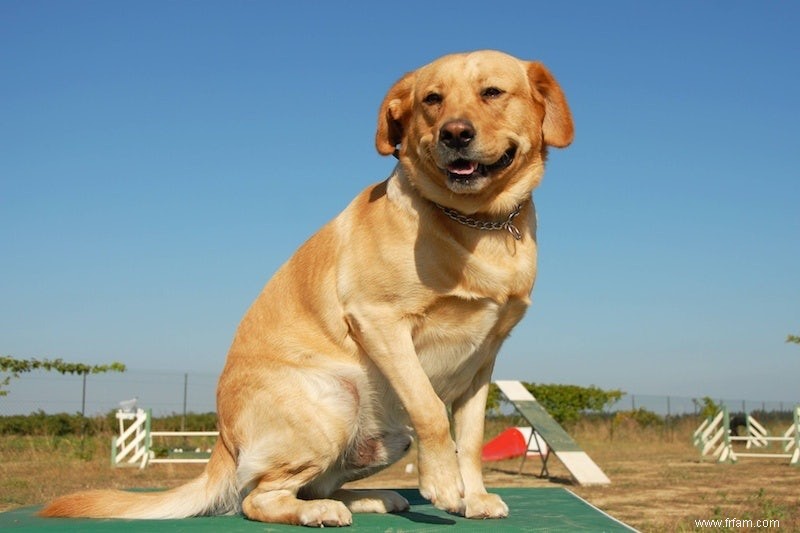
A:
[465, 492, 509, 519]
[364, 490, 410, 514]
[420, 485, 465, 515]
[416, 438, 465, 514]
[419, 474, 465, 515]
[297, 500, 353, 527]
[334, 489, 409, 514]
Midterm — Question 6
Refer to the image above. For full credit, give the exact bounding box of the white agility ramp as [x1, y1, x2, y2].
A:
[495, 380, 611, 486]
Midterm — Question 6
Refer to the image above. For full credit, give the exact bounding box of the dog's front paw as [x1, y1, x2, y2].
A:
[419, 482, 465, 515]
[465, 492, 509, 519]
[418, 468, 465, 515]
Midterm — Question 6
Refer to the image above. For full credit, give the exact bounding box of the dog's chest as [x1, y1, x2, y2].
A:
[411, 292, 528, 403]
[407, 234, 536, 402]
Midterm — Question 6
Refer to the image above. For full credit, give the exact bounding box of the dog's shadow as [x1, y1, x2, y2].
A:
[394, 489, 457, 525]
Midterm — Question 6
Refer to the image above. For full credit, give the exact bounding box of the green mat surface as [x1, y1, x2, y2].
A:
[0, 488, 635, 532]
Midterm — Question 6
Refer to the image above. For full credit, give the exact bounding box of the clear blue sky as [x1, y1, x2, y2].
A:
[2, 1, 798, 412]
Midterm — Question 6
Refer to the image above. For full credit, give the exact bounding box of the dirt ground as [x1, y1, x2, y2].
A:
[2, 427, 798, 532]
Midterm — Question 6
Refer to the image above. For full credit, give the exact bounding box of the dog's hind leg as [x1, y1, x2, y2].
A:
[243, 487, 352, 527]
[237, 431, 355, 526]
[233, 369, 366, 525]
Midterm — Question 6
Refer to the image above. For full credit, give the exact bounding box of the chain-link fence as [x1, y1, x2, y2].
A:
[0, 369, 218, 416]
[1, 369, 797, 418]
[607, 394, 797, 417]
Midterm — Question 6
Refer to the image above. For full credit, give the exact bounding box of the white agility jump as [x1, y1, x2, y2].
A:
[693, 405, 799, 465]
[112, 408, 218, 469]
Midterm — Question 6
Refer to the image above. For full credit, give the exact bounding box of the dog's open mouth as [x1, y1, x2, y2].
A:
[445, 147, 517, 183]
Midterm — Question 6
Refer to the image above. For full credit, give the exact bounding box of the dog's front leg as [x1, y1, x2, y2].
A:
[452, 365, 509, 519]
[345, 308, 465, 515]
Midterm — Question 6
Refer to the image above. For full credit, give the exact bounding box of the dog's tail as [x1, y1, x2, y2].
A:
[39, 439, 239, 519]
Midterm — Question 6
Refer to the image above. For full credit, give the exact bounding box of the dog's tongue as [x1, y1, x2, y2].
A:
[447, 160, 478, 175]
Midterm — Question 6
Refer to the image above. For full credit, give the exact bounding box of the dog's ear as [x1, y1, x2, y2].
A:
[375, 72, 415, 156]
[527, 62, 574, 148]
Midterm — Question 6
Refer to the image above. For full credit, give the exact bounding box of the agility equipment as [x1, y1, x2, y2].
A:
[494, 380, 611, 485]
[112, 408, 218, 468]
[482, 426, 548, 462]
[693, 405, 799, 465]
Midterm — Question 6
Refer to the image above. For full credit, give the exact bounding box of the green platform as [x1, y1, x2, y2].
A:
[1, 488, 634, 532]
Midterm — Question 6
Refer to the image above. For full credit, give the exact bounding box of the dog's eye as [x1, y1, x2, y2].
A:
[423, 92, 443, 105]
[481, 87, 504, 99]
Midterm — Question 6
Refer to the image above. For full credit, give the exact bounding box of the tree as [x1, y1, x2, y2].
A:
[787, 333, 800, 345]
[0, 356, 126, 415]
[695, 396, 721, 419]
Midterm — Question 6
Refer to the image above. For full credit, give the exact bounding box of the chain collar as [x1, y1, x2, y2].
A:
[434, 203, 523, 240]
[391, 149, 524, 240]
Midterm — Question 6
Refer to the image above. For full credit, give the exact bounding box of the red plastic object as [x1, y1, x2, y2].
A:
[481, 427, 528, 461]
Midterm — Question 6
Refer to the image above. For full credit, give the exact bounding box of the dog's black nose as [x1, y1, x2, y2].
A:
[439, 119, 475, 149]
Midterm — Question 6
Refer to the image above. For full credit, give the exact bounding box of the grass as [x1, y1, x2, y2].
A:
[1, 418, 798, 531]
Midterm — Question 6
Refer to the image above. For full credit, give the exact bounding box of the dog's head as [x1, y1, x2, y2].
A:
[376, 50, 573, 215]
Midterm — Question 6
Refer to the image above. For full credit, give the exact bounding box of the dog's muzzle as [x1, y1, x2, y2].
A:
[445, 146, 517, 182]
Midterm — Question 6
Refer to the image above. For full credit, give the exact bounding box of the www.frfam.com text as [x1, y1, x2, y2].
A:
[695, 517, 780, 529]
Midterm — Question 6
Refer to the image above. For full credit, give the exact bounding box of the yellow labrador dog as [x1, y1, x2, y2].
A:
[41, 50, 573, 526]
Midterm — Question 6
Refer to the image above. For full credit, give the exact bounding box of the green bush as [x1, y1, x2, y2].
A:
[613, 408, 664, 428]
[0, 411, 87, 436]
[152, 412, 217, 432]
[487, 382, 624, 425]
[0, 411, 218, 436]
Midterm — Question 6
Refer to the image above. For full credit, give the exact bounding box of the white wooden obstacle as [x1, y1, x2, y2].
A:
[782, 415, 798, 454]
[692, 409, 726, 456]
[495, 380, 611, 486]
[693, 405, 799, 465]
[112, 408, 150, 467]
[112, 408, 218, 469]
[743, 415, 769, 449]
